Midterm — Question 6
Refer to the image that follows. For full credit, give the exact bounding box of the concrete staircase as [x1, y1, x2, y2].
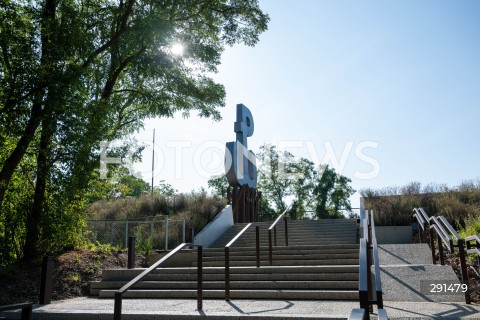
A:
[91, 219, 360, 300]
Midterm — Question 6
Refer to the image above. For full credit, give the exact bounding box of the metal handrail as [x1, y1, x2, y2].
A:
[114, 243, 203, 320]
[268, 204, 292, 265]
[268, 204, 291, 230]
[362, 210, 369, 242]
[225, 223, 252, 301]
[413, 208, 426, 230]
[370, 213, 383, 308]
[358, 210, 385, 318]
[415, 208, 471, 304]
[465, 234, 480, 255]
[0, 302, 32, 320]
[358, 238, 368, 308]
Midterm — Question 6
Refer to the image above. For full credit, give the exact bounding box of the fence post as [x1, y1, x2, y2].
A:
[111, 221, 115, 246]
[128, 236, 136, 269]
[40, 256, 54, 304]
[165, 215, 169, 251]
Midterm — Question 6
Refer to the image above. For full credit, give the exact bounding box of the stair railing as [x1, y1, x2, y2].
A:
[465, 234, 480, 275]
[357, 210, 386, 320]
[0, 302, 32, 320]
[412, 207, 471, 304]
[224, 223, 253, 301]
[268, 204, 292, 265]
[113, 243, 203, 320]
[412, 208, 434, 244]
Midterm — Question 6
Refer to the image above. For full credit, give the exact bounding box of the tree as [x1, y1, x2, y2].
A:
[313, 165, 355, 219]
[207, 175, 229, 198]
[256, 144, 355, 220]
[0, 0, 269, 261]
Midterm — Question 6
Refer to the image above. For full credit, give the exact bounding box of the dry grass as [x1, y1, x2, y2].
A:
[87, 191, 227, 237]
[361, 180, 480, 228]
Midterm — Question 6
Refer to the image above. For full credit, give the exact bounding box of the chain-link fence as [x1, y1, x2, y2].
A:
[86, 216, 187, 250]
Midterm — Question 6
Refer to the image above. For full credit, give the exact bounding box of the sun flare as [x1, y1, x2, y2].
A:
[171, 43, 185, 56]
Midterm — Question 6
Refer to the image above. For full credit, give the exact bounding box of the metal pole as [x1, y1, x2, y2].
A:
[128, 236, 136, 269]
[182, 220, 186, 243]
[437, 233, 445, 265]
[114, 292, 122, 320]
[190, 228, 194, 243]
[457, 239, 471, 304]
[268, 229, 273, 266]
[225, 246, 230, 300]
[274, 226, 277, 246]
[151, 128, 155, 195]
[165, 215, 169, 251]
[429, 228, 436, 264]
[284, 217, 288, 246]
[197, 245, 203, 310]
[256, 226, 260, 267]
[125, 220, 129, 249]
[40, 256, 54, 304]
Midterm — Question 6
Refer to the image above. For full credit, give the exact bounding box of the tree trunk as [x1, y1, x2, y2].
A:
[0, 103, 42, 209]
[23, 112, 56, 260]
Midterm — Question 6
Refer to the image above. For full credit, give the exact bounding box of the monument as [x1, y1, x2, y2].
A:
[225, 104, 261, 223]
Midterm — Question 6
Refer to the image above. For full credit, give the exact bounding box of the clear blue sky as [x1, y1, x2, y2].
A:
[133, 0, 480, 205]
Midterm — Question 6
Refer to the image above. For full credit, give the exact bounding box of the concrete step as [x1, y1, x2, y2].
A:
[203, 248, 359, 257]
[101, 265, 359, 281]
[193, 259, 359, 267]
[202, 253, 358, 262]
[98, 289, 358, 300]
[92, 279, 357, 292]
[204, 244, 359, 252]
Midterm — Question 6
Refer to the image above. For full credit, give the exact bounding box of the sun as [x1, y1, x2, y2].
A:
[171, 43, 185, 56]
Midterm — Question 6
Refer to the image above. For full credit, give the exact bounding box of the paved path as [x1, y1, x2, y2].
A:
[2, 243, 477, 319]
[1, 297, 480, 319]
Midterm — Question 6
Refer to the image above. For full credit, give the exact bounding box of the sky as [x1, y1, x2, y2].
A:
[131, 0, 480, 207]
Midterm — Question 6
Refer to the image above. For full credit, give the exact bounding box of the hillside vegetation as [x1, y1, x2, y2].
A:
[361, 180, 480, 237]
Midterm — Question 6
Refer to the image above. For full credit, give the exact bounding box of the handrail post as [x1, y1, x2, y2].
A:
[189, 227, 195, 243]
[225, 246, 230, 300]
[274, 226, 277, 246]
[114, 292, 122, 320]
[284, 216, 288, 246]
[457, 239, 471, 304]
[437, 232, 445, 265]
[127, 236, 136, 269]
[197, 245, 203, 309]
[21, 304, 32, 320]
[256, 226, 260, 268]
[268, 229, 273, 266]
[40, 256, 54, 305]
[429, 228, 436, 264]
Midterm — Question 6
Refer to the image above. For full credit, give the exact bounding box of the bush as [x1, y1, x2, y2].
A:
[361, 180, 480, 228]
[87, 190, 227, 246]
